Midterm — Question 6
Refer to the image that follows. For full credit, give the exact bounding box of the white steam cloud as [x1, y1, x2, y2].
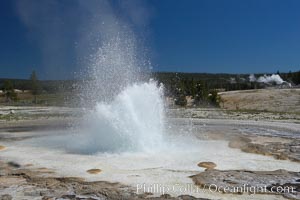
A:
[257, 74, 285, 84]
[249, 74, 291, 86]
[249, 74, 256, 82]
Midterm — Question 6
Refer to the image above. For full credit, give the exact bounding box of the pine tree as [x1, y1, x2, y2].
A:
[29, 71, 41, 103]
[3, 80, 17, 102]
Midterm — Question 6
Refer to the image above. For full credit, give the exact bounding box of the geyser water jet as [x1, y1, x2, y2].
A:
[84, 80, 165, 153]
[76, 1, 166, 154]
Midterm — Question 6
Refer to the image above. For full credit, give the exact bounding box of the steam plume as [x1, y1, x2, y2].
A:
[249, 74, 291, 86]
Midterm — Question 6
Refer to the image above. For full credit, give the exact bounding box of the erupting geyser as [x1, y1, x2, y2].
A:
[76, 2, 166, 154]
[86, 81, 165, 153]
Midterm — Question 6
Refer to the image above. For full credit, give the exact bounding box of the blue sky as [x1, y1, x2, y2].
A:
[0, 0, 300, 79]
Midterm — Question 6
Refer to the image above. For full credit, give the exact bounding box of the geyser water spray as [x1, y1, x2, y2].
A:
[85, 80, 165, 153]
[77, 1, 166, 153]
[21, 0, 167, 154]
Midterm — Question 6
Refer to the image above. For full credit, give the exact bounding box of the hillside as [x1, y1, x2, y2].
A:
[219, 88, 300, 113]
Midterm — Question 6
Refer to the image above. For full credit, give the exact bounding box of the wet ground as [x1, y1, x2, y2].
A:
[0, 107, 299, 200]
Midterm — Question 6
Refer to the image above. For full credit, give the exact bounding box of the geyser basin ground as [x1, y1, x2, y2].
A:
[0, 118, 299, 200]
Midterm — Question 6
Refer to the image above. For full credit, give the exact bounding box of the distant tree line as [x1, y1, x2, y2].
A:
[154, 70, 300, 106]
[154, 72, 260, 106]
[158, 76, 220, 106]
[279, 70, 300, 85]
[0, 75, 77, 94]
[0, 70, 299, 106]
